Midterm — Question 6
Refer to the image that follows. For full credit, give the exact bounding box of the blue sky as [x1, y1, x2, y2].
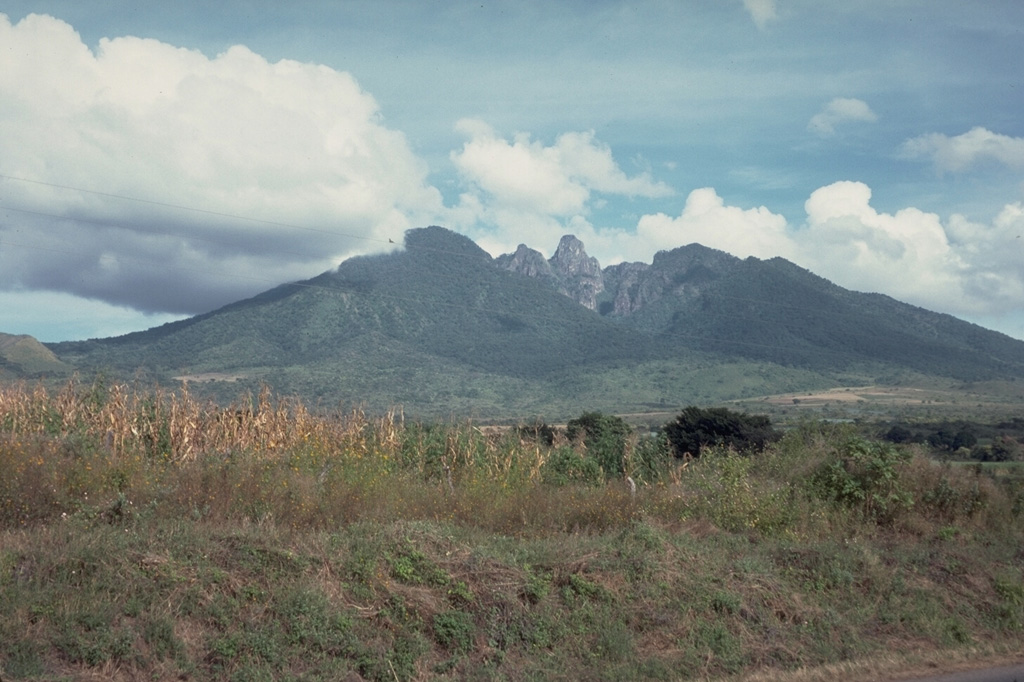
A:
[1, 0, 1023, 342]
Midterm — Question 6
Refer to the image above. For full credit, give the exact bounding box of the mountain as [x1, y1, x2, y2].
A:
[44, 226, 1024, 419]
[49, 228, 662, 416]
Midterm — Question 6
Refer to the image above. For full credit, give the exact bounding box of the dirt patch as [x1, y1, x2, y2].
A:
[762, 386, 929, 406]
[174, 372, 246, 383]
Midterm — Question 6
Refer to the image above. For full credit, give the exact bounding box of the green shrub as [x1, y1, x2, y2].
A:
[541, 446, 604, 486]
[809, 437, 913, 523]
[685, 448, 796, 534]
[432, 610, 475, 653]
[919, 468, 988, 522]
[566, 412, 631, 476]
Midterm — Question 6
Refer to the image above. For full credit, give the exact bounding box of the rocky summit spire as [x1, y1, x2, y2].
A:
[550, 235, 599, 277]
[548, 235, 604, 310]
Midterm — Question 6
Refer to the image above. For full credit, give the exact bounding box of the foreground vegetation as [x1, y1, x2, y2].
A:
[2, 379, 1023, 681]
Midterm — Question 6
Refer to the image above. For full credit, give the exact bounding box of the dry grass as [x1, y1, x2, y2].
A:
[725, 647, 1024, 682]
[0, 379, 564, 531]
[2, 378, 1021, 538]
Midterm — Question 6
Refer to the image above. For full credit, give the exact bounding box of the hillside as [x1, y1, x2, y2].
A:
[502, 238, 1024, 381]
[631, 253, 1023, 380]
[48, 228, 670, 416]
[44, 226, 1024, 419]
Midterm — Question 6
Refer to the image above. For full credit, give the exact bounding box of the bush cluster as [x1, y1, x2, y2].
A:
[882, 419, 1024, 462]
[664, 406, 780, 458]
[809, 437, 914, 524]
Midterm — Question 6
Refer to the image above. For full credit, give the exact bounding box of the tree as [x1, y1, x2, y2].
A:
[565, 412, 631, 476]
[515, 419, 556, 446]
[927, 424, 978, 451]
[952, 427, 977, 451]
[987, 436, 1023, 462]
[664, 406, 779, 458]
[883, 424, 915, 444]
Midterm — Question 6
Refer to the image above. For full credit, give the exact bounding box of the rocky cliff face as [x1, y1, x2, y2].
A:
[497, 236, 739, 317]
[602, 261, 651, 315]
[498, 235, 605, 310]
[595, 245, 735, 323]
[495, 244, 556, 281]
[549, 235, 604, 310]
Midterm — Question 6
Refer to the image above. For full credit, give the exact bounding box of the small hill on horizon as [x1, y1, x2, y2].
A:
[0, 332, 70, 379]
[37, 226, 1024, 419]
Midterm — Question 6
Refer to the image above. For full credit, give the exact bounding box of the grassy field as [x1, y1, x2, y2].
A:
[1, 379, 1023, 681]
[729, 378, 1024, 426]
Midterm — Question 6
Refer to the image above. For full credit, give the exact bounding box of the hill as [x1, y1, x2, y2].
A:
[0, 332, 70, 379]
[44, 226, 1024, 419]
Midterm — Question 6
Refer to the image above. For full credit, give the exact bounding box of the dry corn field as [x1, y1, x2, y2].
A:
[2, 376, 1022, 538]
[0, 378, 657, 532]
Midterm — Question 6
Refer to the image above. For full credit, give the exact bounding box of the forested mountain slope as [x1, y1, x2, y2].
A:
[43, 226, 1024, 417]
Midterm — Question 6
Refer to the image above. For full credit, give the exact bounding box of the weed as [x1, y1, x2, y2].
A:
[809, 437, 914, 524]
[1, 639, 45, 678]
[992, 574, 1024, 630]
[387, 541, 448, 586]
[521, 565, 552, 604]
[447, 579, 475, 606]
[684, 618, 745, 675]
[710, 589, 742, 615]
[561, 573, 609, 603]
[388, 629, 430, 681]
[593, 616, 634, 662]
[433, 609, 475, 653]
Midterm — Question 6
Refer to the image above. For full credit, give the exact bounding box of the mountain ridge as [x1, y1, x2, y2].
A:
[27, 226, 1024, 418]
[498, 232, 1024, 381]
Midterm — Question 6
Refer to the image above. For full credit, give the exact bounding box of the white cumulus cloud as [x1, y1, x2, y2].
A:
[0, 13, 444, 315]
[449, 119, 673, 256]
[470, 173, 1024, 329]
[636, 188, 795, 261]
[797, 181, 1023, 316]
[899, 127, 1024, 173]
[808, 98, 878, 137]
[451, 119, 671, 214]
[743, 0, 777, 31]
[619, 182, 1024, 325]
